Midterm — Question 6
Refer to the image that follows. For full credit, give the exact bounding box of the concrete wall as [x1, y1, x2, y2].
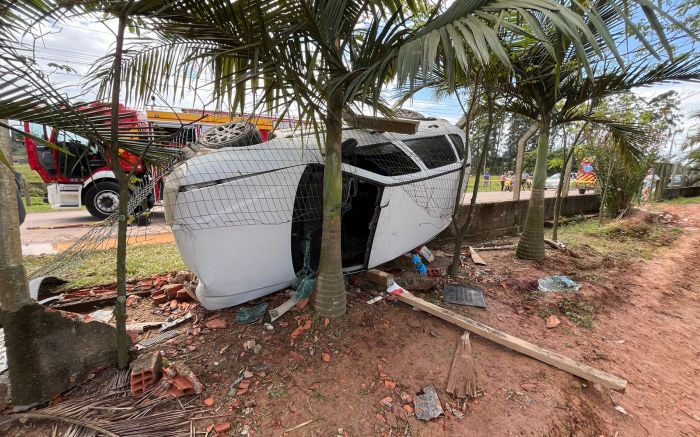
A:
[438, 194, 600, 243]
[663, 186, 700, 200]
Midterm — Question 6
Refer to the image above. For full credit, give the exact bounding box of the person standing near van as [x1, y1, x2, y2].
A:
[500, 172, 506, 191]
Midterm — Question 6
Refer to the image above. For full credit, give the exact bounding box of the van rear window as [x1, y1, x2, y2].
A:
[346, 142, 420, 176]
[403, 136, 458, 169]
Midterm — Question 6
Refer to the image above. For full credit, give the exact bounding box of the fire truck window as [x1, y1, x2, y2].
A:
[56, 131, 93, 178]
[28, 122, 47, 140]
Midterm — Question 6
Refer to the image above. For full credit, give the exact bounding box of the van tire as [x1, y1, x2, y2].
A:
[85, 181, 121, 220]
[198, 122, 262, 149]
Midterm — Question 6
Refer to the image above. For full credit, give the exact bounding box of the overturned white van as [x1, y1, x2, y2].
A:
[163, 118, 469, 310]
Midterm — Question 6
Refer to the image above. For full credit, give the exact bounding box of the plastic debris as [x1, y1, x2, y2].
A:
[236, 302, 269, 325]
[412, 254, 428, 277]
[443, 283, 486, 308]
[538, 275, 581, 293]
[414, 385, 444, 421]
[158, 313, 192, 332]
[418, 246, 435, 264]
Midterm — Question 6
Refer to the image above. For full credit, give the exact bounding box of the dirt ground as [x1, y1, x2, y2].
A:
[5, 202, 699, 436]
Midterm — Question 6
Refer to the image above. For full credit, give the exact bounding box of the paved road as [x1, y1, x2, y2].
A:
[468, 188, 585, 203]
[20, 207, 172, 256]
[21, 189, 589, 255]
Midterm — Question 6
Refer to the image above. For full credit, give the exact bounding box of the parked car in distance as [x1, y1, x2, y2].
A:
[544, 173, 576, 190]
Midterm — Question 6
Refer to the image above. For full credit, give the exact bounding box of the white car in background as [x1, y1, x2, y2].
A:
[164, 118, 470, 309]
[545, 172, 577, 190]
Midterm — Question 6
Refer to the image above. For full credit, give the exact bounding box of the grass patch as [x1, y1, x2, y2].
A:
[23, 197, 54, 213]
[556, 216, 680, 260]
[558, 299, 594, 329]
[14, 163, 44, 185]
[663, 196, 700, 205]
[24, 242, 186, 289]
[267, 383, 288, 399]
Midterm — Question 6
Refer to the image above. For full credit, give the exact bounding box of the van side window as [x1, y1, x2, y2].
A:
[344, 142, 420, 176]
[402, 136, 457, 169]
[448, 134, 465, 160]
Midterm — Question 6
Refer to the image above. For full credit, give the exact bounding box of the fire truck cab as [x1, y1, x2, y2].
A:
[23, 106, 276, 220]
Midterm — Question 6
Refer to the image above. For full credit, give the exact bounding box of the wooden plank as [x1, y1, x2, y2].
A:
[468, 247, 486, 266]
[397, 290, 627, 392]
[544, 238, 566, 251]
[446, 332, 477, 398]
[365, 269, 395, 288]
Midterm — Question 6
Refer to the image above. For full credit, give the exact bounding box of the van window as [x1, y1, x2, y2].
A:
[448, 134, 465, 160]
[345, 142, 420, 176]
[402, 136, 457, 169]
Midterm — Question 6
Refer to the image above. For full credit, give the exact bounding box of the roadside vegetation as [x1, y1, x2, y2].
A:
[24, 243, 185, 289]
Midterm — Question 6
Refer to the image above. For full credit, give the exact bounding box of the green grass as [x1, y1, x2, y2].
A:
[14, 163, 44, 185]
[465, 175, 506, 192]
[558, 299, 594, 329]
[22, 197, 54, 213]
[662, 196, 700, 205]
[24, 242, 186, 289]
[556, 218, 680, 260]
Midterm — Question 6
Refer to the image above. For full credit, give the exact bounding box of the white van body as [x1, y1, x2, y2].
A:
[163, 119, 470, 310]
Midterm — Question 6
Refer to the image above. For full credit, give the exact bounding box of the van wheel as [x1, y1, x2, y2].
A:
[198, 121, 262, 149]
[85, 181, 120, 220]
[578, 189, 586, 195]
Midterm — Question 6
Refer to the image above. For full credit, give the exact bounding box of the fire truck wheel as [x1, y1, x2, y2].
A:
[198, 121, 262, 149]
[85, 181, 121, 220]
[579, 189, 586, 195]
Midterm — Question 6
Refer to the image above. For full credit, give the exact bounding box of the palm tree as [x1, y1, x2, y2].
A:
[500, 9, 700, 259]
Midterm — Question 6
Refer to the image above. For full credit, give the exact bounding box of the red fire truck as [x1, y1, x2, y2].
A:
[23, 105, 276, 219]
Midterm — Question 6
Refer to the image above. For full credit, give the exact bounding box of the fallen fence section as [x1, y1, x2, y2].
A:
[397, 290, 627, 392]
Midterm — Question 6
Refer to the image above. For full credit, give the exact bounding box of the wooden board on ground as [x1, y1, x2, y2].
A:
[397, 290, 628, 392]
[446, 332, 477, 398]
[365, 269, 395, 288]
[468, 247, 486, 266]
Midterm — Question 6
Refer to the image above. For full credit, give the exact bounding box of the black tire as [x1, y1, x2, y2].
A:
[198, 121, 262, 149]
[394, 108, 436, 121]
[579, 188, 586, 195]
[84, 181, 120, 220]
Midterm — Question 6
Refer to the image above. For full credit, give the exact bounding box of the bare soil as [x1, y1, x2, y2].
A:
[6, 202, 699, 436]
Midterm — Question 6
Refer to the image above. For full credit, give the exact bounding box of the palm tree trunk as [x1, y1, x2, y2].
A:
[516, 115, 550, 260]
[512, 122, 538, 201]
[449, 94, 493, 277]
[0, 120, 32, 312]
[108, 14, 129, 368]
[312, 87, 346, 318]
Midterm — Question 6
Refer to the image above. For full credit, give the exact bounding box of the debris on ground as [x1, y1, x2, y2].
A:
[418, 245, 435, 263]
[443, 283, 486, 308]
[546, 315, 561, 329]
[468, 247, 487, 266]
[412, 254, 428, 276]
[291, 318, 313, 340]
[414, 385, 444, 420]
[136, 330, 180, 349]
[446, 333, 477, 399]
[157, 362, 204, 397]
[88, 308, 113, 323]
[130, 352, 163, 395]
[544, 238, 567, 251]
[236, 302, 268, 325]
[158, 312, 193, 332]
[538, 275, 581, 293]
[204, 316, 227, 329]
[365, 269, 395, 287]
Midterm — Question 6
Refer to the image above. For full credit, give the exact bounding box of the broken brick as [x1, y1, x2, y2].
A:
[322, 353, 331, 363]
[289, 351, 305, 361]
[176, 289, 192, 301]
[126, 295, 141, 307]
[381, 396, 393, 407]
[323, 318, 330, 327]
[203, 397, 215, 407]
[205, 317, 227, 329]
[546, 315, 561, 329]
[291, 320, 313, 340]
[162, 283, 184, 299]
[384, 380, 397, 390]
[403, 404, 414, 415]
[296, 298, 310, 310]
[169, 299, 178, 310]
[376, 413, 387, 423]
[214, 422, 231, 433]
[152, 292, 168, 304]
[130, 352, 163, 396]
